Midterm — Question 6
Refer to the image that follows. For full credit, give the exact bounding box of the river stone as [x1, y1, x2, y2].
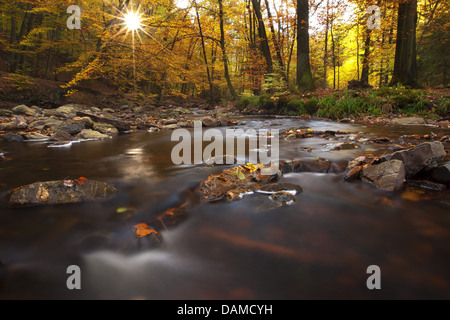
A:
[12, 105, 35, 116]
[72, 116, 94, 129]
[28, 120, 47, 130]
[302, 158, 332, 173]
[24, 132, 50, 140]
[56, 104, 79, 117]
[270, 191, 296, 206]
[362, 159, 406, 191]
[161, 124, 179, 130]
[0, 122, 15, 131]
[12, 116, 28, 129]
[0, 109, 12, 116]
[9, 179, 118, 207]
[430, 162, 450, 184]
[43, 119, 63, 131]
[391, 141, 447, 177]
[2, 133, 24, 142]
[60, 123, 85, 135]
[93, 123, 119, 135]
[77, 129, 111, 140]
[202, 117, 219, 127]
[50, 130, 75, 141]
[392, 117, 426, 125]
[76, 110, 130, 132]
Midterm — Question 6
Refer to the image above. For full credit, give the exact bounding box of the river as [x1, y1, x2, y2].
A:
[0, 117, 449, 299]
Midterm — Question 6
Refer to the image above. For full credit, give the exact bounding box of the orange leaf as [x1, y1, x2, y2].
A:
[133, 223, 158, 238]
[76, 177, 87, 185]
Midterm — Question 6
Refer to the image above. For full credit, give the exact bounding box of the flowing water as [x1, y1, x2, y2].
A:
[0, 117, 449, 299]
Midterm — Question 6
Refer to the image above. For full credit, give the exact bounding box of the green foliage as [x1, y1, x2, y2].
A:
[304, 98, 319, 115]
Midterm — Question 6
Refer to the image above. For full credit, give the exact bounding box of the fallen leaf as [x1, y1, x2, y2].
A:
[133, 223, 158, 238]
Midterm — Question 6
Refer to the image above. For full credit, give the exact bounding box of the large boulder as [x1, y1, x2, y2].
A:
[391, 141, 446, 177]
[12, 105, 35, 116]
[362, 159, 406, 191]
[430, 162, 450, 185]
[9, 179, 118, 207]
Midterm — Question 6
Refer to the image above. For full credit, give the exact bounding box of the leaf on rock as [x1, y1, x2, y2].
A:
[133, 223, 159, 238]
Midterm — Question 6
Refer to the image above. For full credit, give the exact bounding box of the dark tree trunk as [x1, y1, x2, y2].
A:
[360, 27, 371, 84]
[390, 0, 419, 87]
[264, 0, 286, 80]
[251, 0, 273, 74]
[296, 0, 314, 90]
[218, 0, 239, 100]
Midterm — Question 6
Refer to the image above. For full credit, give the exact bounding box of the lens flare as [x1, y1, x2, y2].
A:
[123, 9, 143, 32]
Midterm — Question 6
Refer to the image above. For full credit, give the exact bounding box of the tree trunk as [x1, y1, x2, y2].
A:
[360, 27, 371, 84]
[264, 0, 286, 80]
[193, 0, 215, 102]
[251, 0, 273, 74]
[296, 0, 314, 90]
[389, 0, 419, 87]
[323, 0, 329, 86]
[218, 0, 239, 100]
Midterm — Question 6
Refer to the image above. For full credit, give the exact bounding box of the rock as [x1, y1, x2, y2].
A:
[202, 117, 219, 127]
[218, 116, 229, 127]
[12, 105, 35, 116]
[301, 158, 332, 173]
[162, 119, 178, 125]
[56, 104, 79, 117]
[93, 123, 119, 135]
[344, 166, 364, 181]
[391, 141, 447, 177]
[177, 121, 189, 128]
[43, 119, 63, 131]
[344, 154, 376, 181]
[269, 191, 296, 206]
[430, 162, 450, 184]
[77, 129, 111, 140]
[50, 130, 75, 142]
[60, 123, 85, 135]
[72, 116, 94, 129]
[406, 180, 446, 192]
[2, 133, 24, 142]
[12, 116, 28, 129]
[28, 120, 47, 130]
[24, 132, 50, 140]
[0, 122, 15, 131]
[0, 109, 13, 116]
[392, 117, 426, 125]
[76, 111, 131, 132]
[362, 159, 406, 191]
[102, 108, 115, 113]
[9, 179, 118, 207]
[91, 107, 101, 113]
[197, 165, 277, 202]
[258, 183, 303, 194]
[161, 124, 179, 130]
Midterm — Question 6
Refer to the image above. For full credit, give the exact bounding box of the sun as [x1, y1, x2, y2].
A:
[122, 9, 143, 32]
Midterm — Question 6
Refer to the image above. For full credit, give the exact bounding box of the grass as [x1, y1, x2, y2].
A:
[237, 86, 450, 119]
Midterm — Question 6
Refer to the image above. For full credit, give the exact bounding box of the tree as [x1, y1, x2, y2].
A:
[296, 0, 314, 90]
[390, 0, 419, 87]
[218, 0, 239, 100]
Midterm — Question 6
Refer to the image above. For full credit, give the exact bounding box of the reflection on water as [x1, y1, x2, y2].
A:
[0, 118, 449, 299]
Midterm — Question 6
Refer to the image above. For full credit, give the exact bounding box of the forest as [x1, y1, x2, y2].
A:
[0, 0, 448, 103]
